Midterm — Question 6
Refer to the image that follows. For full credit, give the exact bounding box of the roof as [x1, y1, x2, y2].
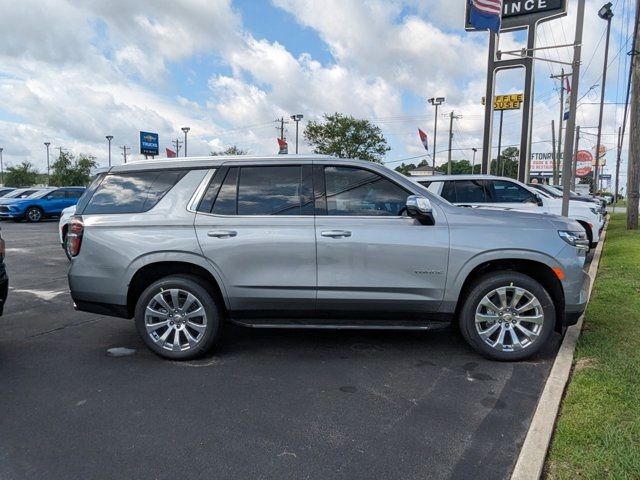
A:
[409, 174, 508, 181]
[110, 154, 377, 172]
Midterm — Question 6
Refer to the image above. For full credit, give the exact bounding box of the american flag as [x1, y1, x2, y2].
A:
[468, 0, 503, 33]
[471, 0, 502, 15]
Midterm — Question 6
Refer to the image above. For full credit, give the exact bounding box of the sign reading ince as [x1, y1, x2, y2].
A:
[502, 0, 564, 18]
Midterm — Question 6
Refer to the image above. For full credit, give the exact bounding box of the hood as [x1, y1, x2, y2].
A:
[445, 204, 581, 231]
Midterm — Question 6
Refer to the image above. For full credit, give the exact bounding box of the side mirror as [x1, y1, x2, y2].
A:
[406, 195, 435, 225]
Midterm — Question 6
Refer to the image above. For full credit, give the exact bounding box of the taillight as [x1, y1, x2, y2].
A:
[67, 216, 84, 258]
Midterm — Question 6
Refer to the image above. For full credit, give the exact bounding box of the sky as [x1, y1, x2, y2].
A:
[0, 0, 636, 190]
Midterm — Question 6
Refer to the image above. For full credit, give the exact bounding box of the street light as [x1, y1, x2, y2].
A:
[428, 97, 445, 170]
[44, 142, 51, 185]
[290, 114, 303, 154]
[594, 2, 614, 193]
[472, 147, 478, 174]
[181, 127, 190, 157]
[0, 148, 3, 186]
[105, 135, 113, 167]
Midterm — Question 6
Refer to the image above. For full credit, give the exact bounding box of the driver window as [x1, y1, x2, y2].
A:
[324, 166, 409, 216]
[490, 180, 536, 203]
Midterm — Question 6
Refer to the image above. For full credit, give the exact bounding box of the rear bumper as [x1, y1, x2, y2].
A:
[73, 297, 129, 319]
[0, 263, 8, 315]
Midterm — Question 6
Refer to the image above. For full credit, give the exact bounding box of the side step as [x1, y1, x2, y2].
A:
[228, 317, 451, 331]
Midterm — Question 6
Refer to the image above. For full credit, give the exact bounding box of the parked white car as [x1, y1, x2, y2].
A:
[412, 175, 604, 247]
[59, 205, 76, 260]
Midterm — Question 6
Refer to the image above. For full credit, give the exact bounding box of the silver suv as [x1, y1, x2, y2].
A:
[67, 156, 590, 361]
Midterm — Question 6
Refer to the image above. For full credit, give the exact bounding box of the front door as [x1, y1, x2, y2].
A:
[314, 164, 450, 318]
[195, 164, 317, 318]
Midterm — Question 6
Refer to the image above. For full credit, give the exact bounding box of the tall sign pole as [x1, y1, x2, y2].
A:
[627, 0, 640, 230]
[561, 0, 585, 217]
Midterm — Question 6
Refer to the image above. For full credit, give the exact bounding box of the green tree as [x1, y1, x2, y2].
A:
[5, 161, 39, 187]
[435, 159, 481, 175]
[395, 159, 429, 176]
[211, 145, 248, 156]
[304, 113, 390, 163]
[490, 146, 519, 178]
[50, 152, 97, 186]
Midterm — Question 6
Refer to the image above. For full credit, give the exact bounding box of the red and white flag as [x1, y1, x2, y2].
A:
[166, 148, 177, 158]
[277, 138, 288, 155]
[564, 76, 571, 94]
[418, 128, 429, 151]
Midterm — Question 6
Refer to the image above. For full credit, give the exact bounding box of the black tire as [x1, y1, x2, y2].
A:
[25, 207, 43, 223]
[135, 275, 222, 360]
[459, 272, 555, 361]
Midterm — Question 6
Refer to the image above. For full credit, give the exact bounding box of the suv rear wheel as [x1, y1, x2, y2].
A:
[459, 272, 555, 361]
[135, 275, 222, 360]
[26, 207, 43, 223]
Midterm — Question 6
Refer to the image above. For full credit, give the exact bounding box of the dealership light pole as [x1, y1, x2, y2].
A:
[428, 97, 445, 170]
[181, 127, 190, 157]
[44, 142, 51, 185]
[0, 148, 3, 186]
[594, 2, 614, 193]
[105, 136, 113, 167]
[290, 114, 303, 154]
[471, 147, 478, 174]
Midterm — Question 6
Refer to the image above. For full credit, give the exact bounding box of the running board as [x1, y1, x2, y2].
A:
[228, 318, 451, 331]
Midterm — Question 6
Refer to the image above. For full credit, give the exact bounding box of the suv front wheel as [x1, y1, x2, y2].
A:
[135, 275, 222, 360]
[459, 272, 555, 361]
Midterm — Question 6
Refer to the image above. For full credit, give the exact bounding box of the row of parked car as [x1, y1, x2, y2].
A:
[0, 186, 85, 223]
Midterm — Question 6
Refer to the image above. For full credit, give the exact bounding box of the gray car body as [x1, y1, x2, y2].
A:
[68, 155, 589, 328]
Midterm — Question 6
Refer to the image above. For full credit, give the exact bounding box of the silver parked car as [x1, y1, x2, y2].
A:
[67, 156, 590, 361]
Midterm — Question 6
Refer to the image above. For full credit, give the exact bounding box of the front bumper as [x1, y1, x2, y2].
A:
[563, 269, 590, 326]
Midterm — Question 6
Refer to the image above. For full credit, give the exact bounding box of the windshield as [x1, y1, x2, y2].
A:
[4, 189, 32, 198]
[544, 185, 564, 197]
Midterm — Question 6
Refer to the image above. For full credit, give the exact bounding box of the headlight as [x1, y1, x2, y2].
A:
[559, 230, 589, 251]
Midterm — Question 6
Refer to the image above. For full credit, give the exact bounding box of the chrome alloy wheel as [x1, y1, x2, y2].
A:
[474, 286, 544, 352]
[144, 289, 208, 352]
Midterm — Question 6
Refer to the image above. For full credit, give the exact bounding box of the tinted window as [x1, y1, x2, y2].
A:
[453, 180, 489, 203]
[48, 190, 66, 199]
[324, 166, 408, 216]
[65, 190, 84, 199]
[75, 173, 106, 213]
[490, 180, 536, 203]
[238, 166, 302, 216]
[83, 170, 186, 214]
[212, 168, 238, 215]
[440, 181, 458, 202]
[197, 169, 223, 213]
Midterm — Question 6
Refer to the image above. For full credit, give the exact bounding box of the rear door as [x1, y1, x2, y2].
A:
[314, 164, 449, 318]
[194, 164, 317, 318]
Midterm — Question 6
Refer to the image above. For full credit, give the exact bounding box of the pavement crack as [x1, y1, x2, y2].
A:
[20, 317, 105, 341]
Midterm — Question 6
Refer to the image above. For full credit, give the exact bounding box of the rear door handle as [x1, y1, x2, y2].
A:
[321, 230, 352, 238]
[207, 230, 237, 238]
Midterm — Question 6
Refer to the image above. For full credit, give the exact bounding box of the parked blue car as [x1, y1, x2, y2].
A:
[0, 187, 85, 223]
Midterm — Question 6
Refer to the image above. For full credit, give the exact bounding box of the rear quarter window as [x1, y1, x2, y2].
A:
[82, 170, 187, 214]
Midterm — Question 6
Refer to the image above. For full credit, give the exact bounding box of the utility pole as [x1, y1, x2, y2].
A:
[172, 139, 183, 157]
[594, 2, 614, 193]
[181, 127, 190, 157]
[276, 117, 289, 141]
[561, 0, 585, 217]
[0, 148, 3, 187]
[572, 126, 580, 190]
[446, 111, 461, 175]
[120, 145, 130, 164]
[551, 120, 556, 184]
[105, 136, 113, 167]
[627, 0, 640, 229]
[428, 97, 445, 170]
[551, 69, 569, 185]
[472, 147, 478, 174]
[44, 142, 50, 185]
[496, 110, 504, 176]
[615, 126, 622, 203]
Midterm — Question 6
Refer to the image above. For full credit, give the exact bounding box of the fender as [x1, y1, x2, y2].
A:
[444, 248, 561, 304]
[122, 250, 231, 310]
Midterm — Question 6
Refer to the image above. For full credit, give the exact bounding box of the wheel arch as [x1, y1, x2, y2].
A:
[125, 257, 229, 318]
[453, 256, 565, 332]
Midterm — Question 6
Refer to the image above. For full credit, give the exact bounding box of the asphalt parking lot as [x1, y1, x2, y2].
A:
[1, 220, 570, 480]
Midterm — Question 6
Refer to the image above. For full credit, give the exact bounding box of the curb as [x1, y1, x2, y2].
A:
[510, 220, 609, 480]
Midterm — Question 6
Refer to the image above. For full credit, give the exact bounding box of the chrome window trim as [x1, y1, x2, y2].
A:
[187, 169, 217, 213]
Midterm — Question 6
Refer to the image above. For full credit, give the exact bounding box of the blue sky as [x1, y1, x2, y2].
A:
[0, 0, 635, 190]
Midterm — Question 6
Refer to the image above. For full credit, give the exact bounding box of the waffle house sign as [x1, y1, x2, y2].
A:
[482, 93, 524, 111]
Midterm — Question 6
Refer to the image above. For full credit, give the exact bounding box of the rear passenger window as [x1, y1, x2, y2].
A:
[212, 168, 238, 215]
[489, 180, 536, 203]
[238, 166, 302, 215]
[452, 180, 488, 203]
[65, 190, 83, 199]
[83, 170, 186, 214]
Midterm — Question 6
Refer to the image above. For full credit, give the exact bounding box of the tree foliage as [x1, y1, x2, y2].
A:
[490, 146, 519, 179]
[211, 145, 248, 156]
[435, 160, 481, 175]
[5, 161, 40, 187]
[395, 159, 430, 176]
[49, 152, 97, 186]
[303, 113, 390, 163]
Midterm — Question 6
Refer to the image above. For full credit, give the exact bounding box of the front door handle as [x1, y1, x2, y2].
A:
[207, 230, 237, 238]
[321, 230, 352, 238]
